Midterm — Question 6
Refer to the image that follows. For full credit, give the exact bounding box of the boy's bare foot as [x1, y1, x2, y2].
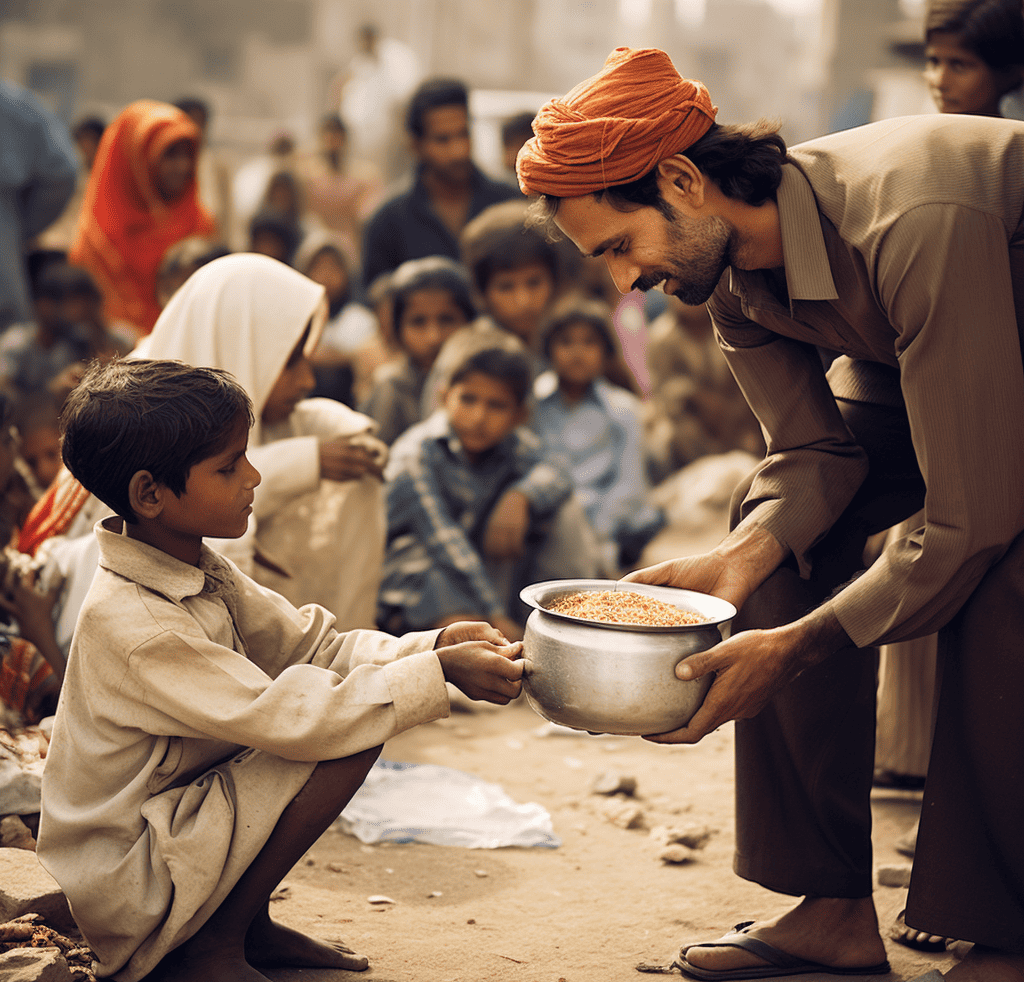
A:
[681, 897, 888, 974]
[941, 945, 1024, 982]
[246, 912, 369, 972]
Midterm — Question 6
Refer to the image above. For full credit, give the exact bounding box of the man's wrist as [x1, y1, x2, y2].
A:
[787, 603, 852, 671]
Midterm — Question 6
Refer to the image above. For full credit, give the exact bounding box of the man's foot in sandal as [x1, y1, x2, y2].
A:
[890, 908, 953, 953]
[676, 897, 889, 980]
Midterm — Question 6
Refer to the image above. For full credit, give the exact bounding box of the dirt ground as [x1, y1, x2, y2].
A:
[261, 523, 962, 982]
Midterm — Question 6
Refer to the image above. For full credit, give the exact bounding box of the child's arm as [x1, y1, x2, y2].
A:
[388, 455, 509, 622]
[483, 434, 573, 559]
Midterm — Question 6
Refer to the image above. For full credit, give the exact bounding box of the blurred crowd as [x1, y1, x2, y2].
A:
[0, 36, 764, 733]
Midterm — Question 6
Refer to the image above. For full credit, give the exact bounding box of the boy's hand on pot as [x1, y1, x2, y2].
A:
[436, 619, 512, 647]
[436, 639, 524, 704]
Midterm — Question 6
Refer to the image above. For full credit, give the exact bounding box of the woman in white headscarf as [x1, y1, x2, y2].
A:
[136, 252, 387, 629]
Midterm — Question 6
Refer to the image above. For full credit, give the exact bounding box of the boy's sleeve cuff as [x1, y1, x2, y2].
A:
[382, 649, 450, 731]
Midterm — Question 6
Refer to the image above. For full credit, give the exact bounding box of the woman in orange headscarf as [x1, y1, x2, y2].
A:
[69, 100, 214, 337]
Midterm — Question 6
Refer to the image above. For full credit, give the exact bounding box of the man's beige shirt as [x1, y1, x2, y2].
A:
[707, 114, 1024, 647]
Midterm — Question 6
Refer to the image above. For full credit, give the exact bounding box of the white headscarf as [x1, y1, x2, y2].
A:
[137, 253, 328, 445]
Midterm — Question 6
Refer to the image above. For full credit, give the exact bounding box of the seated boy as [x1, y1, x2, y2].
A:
[378, 346, 573, 642]
[36, 358, 523, 982]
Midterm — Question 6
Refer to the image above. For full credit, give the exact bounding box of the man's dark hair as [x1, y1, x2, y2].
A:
[60, 359, 253, 524]
[925, 0, 1024, 72]
[461, 200, 560, 294]
[449, 346, 532, 406]
[406, 78, 469, 139]
[391, 257, 476, 345]
[529, 120, 788, 224]
[71, 116, 105, 142]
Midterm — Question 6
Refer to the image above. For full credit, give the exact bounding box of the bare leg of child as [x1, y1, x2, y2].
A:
[146, 745, 382, 982]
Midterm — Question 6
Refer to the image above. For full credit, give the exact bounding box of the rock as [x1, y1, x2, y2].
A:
[473, 869, 488, 878]
[658, 844, 697, 864]
[0, 816, 36, 850]
[649, 823, 717, 850]
[599, 797, 644, 829]
[0, 758, 42, 816]
[327, 862, 346, 873]
[367, 895, 394, 905]
[877, 864, 912, 888]
[0, 946, 74, 981]
[0, 849, 74, 932]
[590, 772, 637, 796]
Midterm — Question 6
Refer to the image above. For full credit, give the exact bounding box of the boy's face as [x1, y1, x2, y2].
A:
[549, 320, 608, 390]
[483, 262, 556, 344]
[399, 288, 468, 370]
[19, 425, 62, 490]
[158, 417, 260, 542]
[444, 371, 525, 460]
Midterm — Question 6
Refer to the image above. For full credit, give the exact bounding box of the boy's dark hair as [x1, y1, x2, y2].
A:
[528, 119, 788, 225]
[540, 295, 618, 360]
[501, 111, 536, 148]
[461, 199, 560, 295]
[55, 264, 102, 302]
[449, 346, 532, 406]
[72, 116, 105, 142]
[249, 209, 302, 264]
[925, 0, 1024, 72]
[391, 257, 476, 345]
[60, 359, 253, 524]
[406, 78, 469, 139]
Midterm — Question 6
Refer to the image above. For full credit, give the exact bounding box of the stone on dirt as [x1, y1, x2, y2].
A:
[599, 797, 644, 829]
[877, 863, 913, 887]
[590, 771, 637, 796]
[649, 823, 717, 850]
[0, 946, 74, 981]
[0, 850, 74, 932]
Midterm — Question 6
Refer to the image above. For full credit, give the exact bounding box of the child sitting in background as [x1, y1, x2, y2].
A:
[13, 393, 63, 495]
[297, 233, 383, 407]
[534, 297, 665, 570]
[421, 199, 560, 415]
[359, 257, 476, 445]
[378, 346, 572, 641]
[37, 357, 522, 982]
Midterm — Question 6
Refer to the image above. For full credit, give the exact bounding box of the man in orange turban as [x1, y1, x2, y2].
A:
[70, 100, 215, 336]
[519, 47, 1024, 982]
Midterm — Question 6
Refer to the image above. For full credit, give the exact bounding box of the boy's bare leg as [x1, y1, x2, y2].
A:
[147, 746, 382, 982]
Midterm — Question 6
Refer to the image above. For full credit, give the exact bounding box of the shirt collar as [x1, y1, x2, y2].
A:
[728, 161, 839, 309]
[95, 515, 232, 603]
[773, 161, 838, 302]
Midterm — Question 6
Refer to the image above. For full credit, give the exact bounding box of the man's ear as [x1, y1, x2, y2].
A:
[128, 470, 165, 520]
[656, 154, 706, 211]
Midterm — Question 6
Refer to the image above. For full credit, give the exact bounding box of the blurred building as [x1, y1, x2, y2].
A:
[1, 0, 927, 169]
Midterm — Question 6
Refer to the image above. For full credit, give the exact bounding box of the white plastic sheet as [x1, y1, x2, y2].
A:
[334, 760, 560, 849]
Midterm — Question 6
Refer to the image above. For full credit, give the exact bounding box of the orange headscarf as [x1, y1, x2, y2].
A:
[516, 47, 717, 199]
[69, 100, 214, 335]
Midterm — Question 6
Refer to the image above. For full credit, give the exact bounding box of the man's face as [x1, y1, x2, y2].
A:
[553, 193, 734, 306]
[416, 105, 473, 185]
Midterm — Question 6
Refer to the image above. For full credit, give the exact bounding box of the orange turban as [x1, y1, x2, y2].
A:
[516, 47, 717, 198]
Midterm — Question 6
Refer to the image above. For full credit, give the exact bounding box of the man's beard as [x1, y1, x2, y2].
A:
[636, 212, 734, 306]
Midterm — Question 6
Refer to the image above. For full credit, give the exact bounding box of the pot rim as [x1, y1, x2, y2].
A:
[519, 578, 737, 634]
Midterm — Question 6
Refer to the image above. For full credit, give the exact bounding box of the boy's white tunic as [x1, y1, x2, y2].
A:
[36, 518, 448, 981]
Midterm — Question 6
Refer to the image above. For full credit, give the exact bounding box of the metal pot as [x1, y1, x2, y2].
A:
[519, 579, 736, 736]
